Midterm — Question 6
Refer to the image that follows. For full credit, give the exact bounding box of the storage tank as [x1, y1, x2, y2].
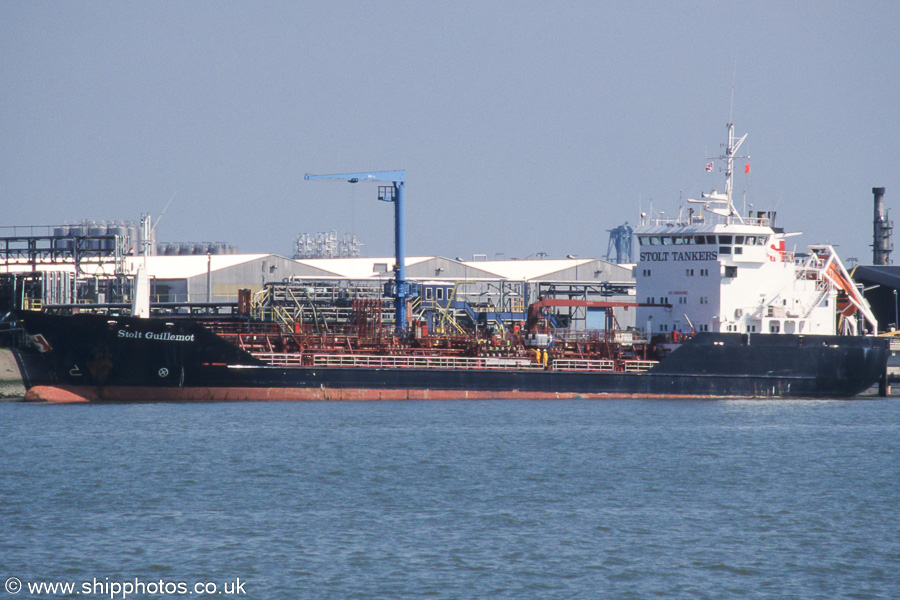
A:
[126, 223, 140, 254]
[137, 222, 157, 256]
[52, 225, 71, 251]
[108, 222, 128, 252]
[88, 221, 106, 251]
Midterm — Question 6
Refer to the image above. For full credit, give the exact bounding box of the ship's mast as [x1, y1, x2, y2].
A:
[723, 121, 748, 210]
[723, 68, 745, 213]
[689, 121, 748, 221]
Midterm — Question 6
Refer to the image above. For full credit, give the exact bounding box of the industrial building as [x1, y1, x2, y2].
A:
[1, 245, 636, 329]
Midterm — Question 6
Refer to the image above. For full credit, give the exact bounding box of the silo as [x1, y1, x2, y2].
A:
[88, 221, 106, 251]
[108, 222, 128, 252]
[136, 220, 157, 256]
[126, 222, 140, 254]
[52, 225, 70, 251]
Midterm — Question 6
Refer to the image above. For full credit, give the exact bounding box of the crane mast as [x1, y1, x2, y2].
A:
[304, 170, 413, 334]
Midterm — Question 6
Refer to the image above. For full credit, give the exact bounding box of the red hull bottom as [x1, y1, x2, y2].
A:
[24, 384, 725, 403]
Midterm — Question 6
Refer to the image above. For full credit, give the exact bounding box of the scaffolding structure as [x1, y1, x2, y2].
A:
[293, 231, 362, 259]
[0, 224, 133, 309]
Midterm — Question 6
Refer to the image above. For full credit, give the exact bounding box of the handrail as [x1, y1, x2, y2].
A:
[309, 354, 542, 370]
[622, 360, 658, 373]
[553, 359, 616, 372]
[249, 352, 654, 373]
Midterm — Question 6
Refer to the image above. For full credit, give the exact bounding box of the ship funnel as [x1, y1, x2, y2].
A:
[873, 187, 892, 265]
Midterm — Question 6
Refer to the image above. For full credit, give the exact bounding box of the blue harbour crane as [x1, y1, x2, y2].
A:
[304, 170, 414, 334]
[605, 222, 634, 264]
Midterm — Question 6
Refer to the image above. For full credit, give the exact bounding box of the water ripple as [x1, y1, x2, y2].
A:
[2, 399, 899, 599]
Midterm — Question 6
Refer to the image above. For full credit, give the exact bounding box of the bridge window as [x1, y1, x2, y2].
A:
[718, 235, 732, 244]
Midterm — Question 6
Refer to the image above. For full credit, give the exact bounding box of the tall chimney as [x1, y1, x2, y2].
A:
[873, 187, 892, 265]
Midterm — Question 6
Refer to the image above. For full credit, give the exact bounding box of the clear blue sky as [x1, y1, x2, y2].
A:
[2, 1, 897, 263]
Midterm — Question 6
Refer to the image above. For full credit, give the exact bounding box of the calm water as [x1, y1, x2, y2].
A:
[2, 399, 899, 600]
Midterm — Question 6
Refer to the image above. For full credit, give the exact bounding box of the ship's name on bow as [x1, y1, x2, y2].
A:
[118, 329, 196, 342]
[640, 250, 718, 262]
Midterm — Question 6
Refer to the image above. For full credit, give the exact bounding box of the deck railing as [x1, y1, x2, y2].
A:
[250, 352, 659, 373]
[308, 354, 541, 370]
[622, 360, 658, 373]
[552, 359, 616, 372]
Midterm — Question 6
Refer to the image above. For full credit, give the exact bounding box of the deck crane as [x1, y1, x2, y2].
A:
[304, 170, 414, 334]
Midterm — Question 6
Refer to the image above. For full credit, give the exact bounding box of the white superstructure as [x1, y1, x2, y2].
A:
[635, 122, 877, 337]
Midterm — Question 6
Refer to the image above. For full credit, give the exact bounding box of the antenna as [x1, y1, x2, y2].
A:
[152, 191, 178, 235]
[729, 59, 737, 124]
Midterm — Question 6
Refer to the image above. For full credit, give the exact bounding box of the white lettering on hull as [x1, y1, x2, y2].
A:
[117, 329, 196, 342]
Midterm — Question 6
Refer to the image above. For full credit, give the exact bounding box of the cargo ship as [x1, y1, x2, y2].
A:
[12, 122, 890, 401]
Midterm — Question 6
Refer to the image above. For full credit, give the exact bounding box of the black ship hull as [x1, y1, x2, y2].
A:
[14, 311, 890, 402]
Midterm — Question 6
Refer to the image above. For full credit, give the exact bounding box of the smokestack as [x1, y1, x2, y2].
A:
[873, 187, 892, 265]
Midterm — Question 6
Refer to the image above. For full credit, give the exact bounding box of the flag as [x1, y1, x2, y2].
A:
[705, 162, 713, 172]
[744, 163, 751, 173]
